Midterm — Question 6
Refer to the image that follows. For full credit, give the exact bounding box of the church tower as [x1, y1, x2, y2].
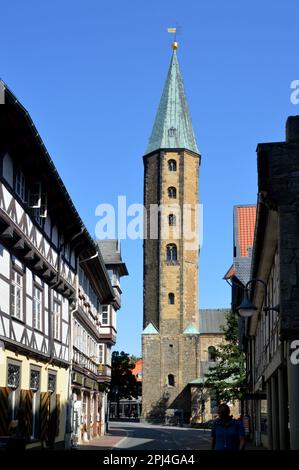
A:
[142, 42, 201, 421]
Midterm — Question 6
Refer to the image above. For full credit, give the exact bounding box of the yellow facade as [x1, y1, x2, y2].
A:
[0, 347, 69, 446]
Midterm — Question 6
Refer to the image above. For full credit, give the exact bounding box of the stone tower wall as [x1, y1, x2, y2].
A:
[142, 149, 200, 420]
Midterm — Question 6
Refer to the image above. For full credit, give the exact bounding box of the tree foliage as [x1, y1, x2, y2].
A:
[129, 355, 141, 367]
[204, 310, 246, 403]
[108, 351, 138, 403]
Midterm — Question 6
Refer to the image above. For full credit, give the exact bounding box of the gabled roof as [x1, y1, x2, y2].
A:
[183, 324, 200, 335]
[223, 264, 235, 280]
[96, 239, 128, 276]
[145, 49, 199, 155]
[142, 323, 159, 335]
[131, 359, 142, 382]
[0, 79, 115, 303]
[189, 378, 204, 385]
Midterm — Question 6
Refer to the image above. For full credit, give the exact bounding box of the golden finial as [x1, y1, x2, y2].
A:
[167, 28, 178, 50]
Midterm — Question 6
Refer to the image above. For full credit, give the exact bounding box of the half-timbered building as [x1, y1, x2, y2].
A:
[0, 82, 126, 447]
[71, 240, 128, 444]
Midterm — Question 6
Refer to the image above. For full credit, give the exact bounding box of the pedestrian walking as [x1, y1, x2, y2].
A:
[7, 408, 30, 451]
[211, 403, 246, 451]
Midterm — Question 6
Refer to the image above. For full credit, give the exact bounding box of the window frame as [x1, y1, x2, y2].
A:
[208, 346, 217, 362]
[168, 159, 177, 172]
[48, 370, 57, 394]
[99, 344, 104, 364]
[166, 244, 178, 262]
[53, 299, 62, 341]
[14, 169, 26, 202]
[7, 359, 22, 421]
[168, 186, 177, 199]
[168, 214, 176, 226]
[102, 305, 109, 325]
[11, 268, 24, 321]
[33, 284, 43, 332]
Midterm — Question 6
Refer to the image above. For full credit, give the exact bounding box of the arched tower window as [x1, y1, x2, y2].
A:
[168, 374, 175, 387]
[168, 293, 175, 304]
[208, 346, 217, 362]
[168, 214, 176, 226]
[168, 187, 177, 199]
[166, 244, 177, 262]
[168, 159, 177, 172]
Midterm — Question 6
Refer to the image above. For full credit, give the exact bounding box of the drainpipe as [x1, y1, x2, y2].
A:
[64, 284, 78, 449]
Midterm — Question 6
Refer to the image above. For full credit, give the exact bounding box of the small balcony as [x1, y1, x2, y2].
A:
[97, 363, 112, 381]
[73, 347, 98, 376]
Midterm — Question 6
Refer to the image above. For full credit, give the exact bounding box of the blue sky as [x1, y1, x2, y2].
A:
[2, 0, 299, 356]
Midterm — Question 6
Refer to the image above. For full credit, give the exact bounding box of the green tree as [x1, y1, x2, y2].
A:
[129, 355, 141, 367]
[108, 351, 138, 418]
[204, 311, 246, 404]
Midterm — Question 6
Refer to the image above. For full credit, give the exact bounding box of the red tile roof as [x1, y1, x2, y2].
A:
[223, 264, 235, 279]
[237, 206, 256, 257]
[131, 359, 142, 382]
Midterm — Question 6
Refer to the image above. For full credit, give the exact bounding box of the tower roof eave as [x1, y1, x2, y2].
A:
[143, 147, 201, 160]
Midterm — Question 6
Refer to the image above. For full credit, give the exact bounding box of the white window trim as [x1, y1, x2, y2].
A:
[11, 270, 23, 321]
[53, 300, 61, 341]
[33, 285, 42, 331]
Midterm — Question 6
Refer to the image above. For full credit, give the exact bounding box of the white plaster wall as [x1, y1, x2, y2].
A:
[0, 280, 10, 315]
[0, 243, 10, 279]
[62, 322, 68, 345]
[26, 297, 33, 328]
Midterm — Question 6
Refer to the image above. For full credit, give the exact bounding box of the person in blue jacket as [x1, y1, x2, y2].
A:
[211, 403, 246, 451]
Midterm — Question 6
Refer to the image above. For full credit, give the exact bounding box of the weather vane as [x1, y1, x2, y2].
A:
[167, 25, 180, 50]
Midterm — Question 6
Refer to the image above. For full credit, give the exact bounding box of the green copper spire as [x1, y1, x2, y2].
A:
[146, 47, 199, 155]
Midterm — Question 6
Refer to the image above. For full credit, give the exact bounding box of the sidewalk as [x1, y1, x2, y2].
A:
[78, 428, 127, 450]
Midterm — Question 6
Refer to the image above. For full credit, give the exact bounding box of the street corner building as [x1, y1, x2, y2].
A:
[227, 117, 299, 450]
[141, 42, 231, 424]
[0, 83, 128, 448]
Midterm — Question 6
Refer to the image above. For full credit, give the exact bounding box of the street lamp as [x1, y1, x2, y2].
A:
[235, 278, 280, 318]
[237, 286, 257, 318]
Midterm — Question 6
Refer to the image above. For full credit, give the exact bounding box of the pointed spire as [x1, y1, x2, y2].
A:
[146, 45, 199, 155]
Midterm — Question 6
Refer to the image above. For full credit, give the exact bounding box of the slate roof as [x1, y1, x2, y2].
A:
[145, 49, 199, 155]
[199, 309, 229, 334]
[96, 240, 128, 276]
